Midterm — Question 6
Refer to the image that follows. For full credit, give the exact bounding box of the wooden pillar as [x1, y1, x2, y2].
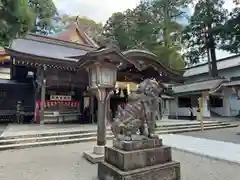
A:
[78, 89, 84, 123]
[90, 94, 95, 124]
[10, 57, 16, 80]
[34, 68, 40, 122]
[39, 66, 46, 124]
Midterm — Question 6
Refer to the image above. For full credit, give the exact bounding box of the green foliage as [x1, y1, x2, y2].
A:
[103, 11, 137, 50]
[103, 0, 188, 70]
[220, 7, 240, 53]
[0, 0, 34, 47]
[182, 0, 228, 64]
[104, 1, 160, 50]
[0, 0, 58, 46]
[28, 0, 58, 35]
[151, 44, 185, 70]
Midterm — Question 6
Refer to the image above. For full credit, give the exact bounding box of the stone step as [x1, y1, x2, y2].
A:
[0, 123, 237, 151]
[0, 128, 107, 140]
[0, 122, 234, 144]
[0, 121, 229, 140]
[0, 135, 115, 151]
[156, 124, 238, 134]
[0, 132, 113, 145]
[156, 121, 226, 127]
[156, 122, 231, 131]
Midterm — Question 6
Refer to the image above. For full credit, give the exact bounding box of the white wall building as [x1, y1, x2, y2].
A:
[165, 54, 240, 119]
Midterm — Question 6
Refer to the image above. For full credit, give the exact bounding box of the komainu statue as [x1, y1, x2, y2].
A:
[111, 78, 163, 141]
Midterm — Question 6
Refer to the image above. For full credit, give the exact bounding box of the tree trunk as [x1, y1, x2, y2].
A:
[163, 1, 171, 68]
[209, 33, 218, 77]
[206, 0, 218, 77]
[207, 48, 212, 77]
[204, 28, 212, 77]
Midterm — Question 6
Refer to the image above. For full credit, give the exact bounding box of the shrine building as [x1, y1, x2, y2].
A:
[167, 54, 240, 120]
[1, 22, 181, 124]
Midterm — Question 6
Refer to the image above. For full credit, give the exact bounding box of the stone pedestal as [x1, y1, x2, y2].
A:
[98, 138, 180, 180]
[83, 145, 105, 164]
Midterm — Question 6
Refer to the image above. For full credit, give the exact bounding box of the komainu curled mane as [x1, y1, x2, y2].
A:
[111, 78, 163, 141]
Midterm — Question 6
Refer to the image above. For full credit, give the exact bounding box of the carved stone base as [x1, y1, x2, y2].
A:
[98, 161, 180, 180]
[105, 146, 172, 171]
[113, 138, 162, 151]
[98, 138, 181, 180]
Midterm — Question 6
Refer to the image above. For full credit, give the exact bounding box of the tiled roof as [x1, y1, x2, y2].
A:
[184, 54, 240, 77]
[161, 94, 174, 99]
[55, 23, 99, 48]
[10, 36, 90, 62]
[56, 24, 84, 42]
[27, 33, 97, 50]
[172, 78, 225, 94]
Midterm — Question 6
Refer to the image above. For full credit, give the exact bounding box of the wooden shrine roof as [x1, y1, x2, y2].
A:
[6, 34, 183, 83]
[172, 78, 226, 95]
[121, 49, 183, 82]
[70, 47, 183, 83]
[6, 33, 98, 70]
[10, 33, 96, 60]
[55, 22, 99, 48]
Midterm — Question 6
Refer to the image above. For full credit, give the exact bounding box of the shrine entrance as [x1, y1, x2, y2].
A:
[70, 49, 183, 124]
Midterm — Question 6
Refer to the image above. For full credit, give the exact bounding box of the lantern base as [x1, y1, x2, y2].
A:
[83, 145, 105, 164]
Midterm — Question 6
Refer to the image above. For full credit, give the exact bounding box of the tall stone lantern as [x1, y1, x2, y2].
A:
[75, 48, 123, 163]
[87, 62, 117, 148]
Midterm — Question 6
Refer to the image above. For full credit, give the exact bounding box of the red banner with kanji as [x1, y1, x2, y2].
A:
[34, 100, 80, 122]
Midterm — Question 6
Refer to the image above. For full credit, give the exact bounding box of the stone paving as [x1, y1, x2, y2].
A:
[181, 121, 240, 144]
[172, 149, 240, 180]
[0, 140, 239, 180]
[0, 141, 98, 180]
[161, 134, 240, 164]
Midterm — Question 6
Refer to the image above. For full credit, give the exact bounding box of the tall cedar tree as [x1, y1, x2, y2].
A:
[220, 6, 240, 53]
[183, 0, 228, 77]
[29, 0, 58, 35]
[103, 0, 188, 70]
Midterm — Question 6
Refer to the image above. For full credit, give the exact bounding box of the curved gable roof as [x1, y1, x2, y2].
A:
[70, 48, 183, 82]
[55, 23, 99, 48]
[184, 54, 240, 77]
[122, 49, 182, 77]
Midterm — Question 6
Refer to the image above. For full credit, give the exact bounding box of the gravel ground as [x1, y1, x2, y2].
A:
[172, 149, 240, 180]
[0, 141, 239, 180]
[180, 122, 240, 144]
